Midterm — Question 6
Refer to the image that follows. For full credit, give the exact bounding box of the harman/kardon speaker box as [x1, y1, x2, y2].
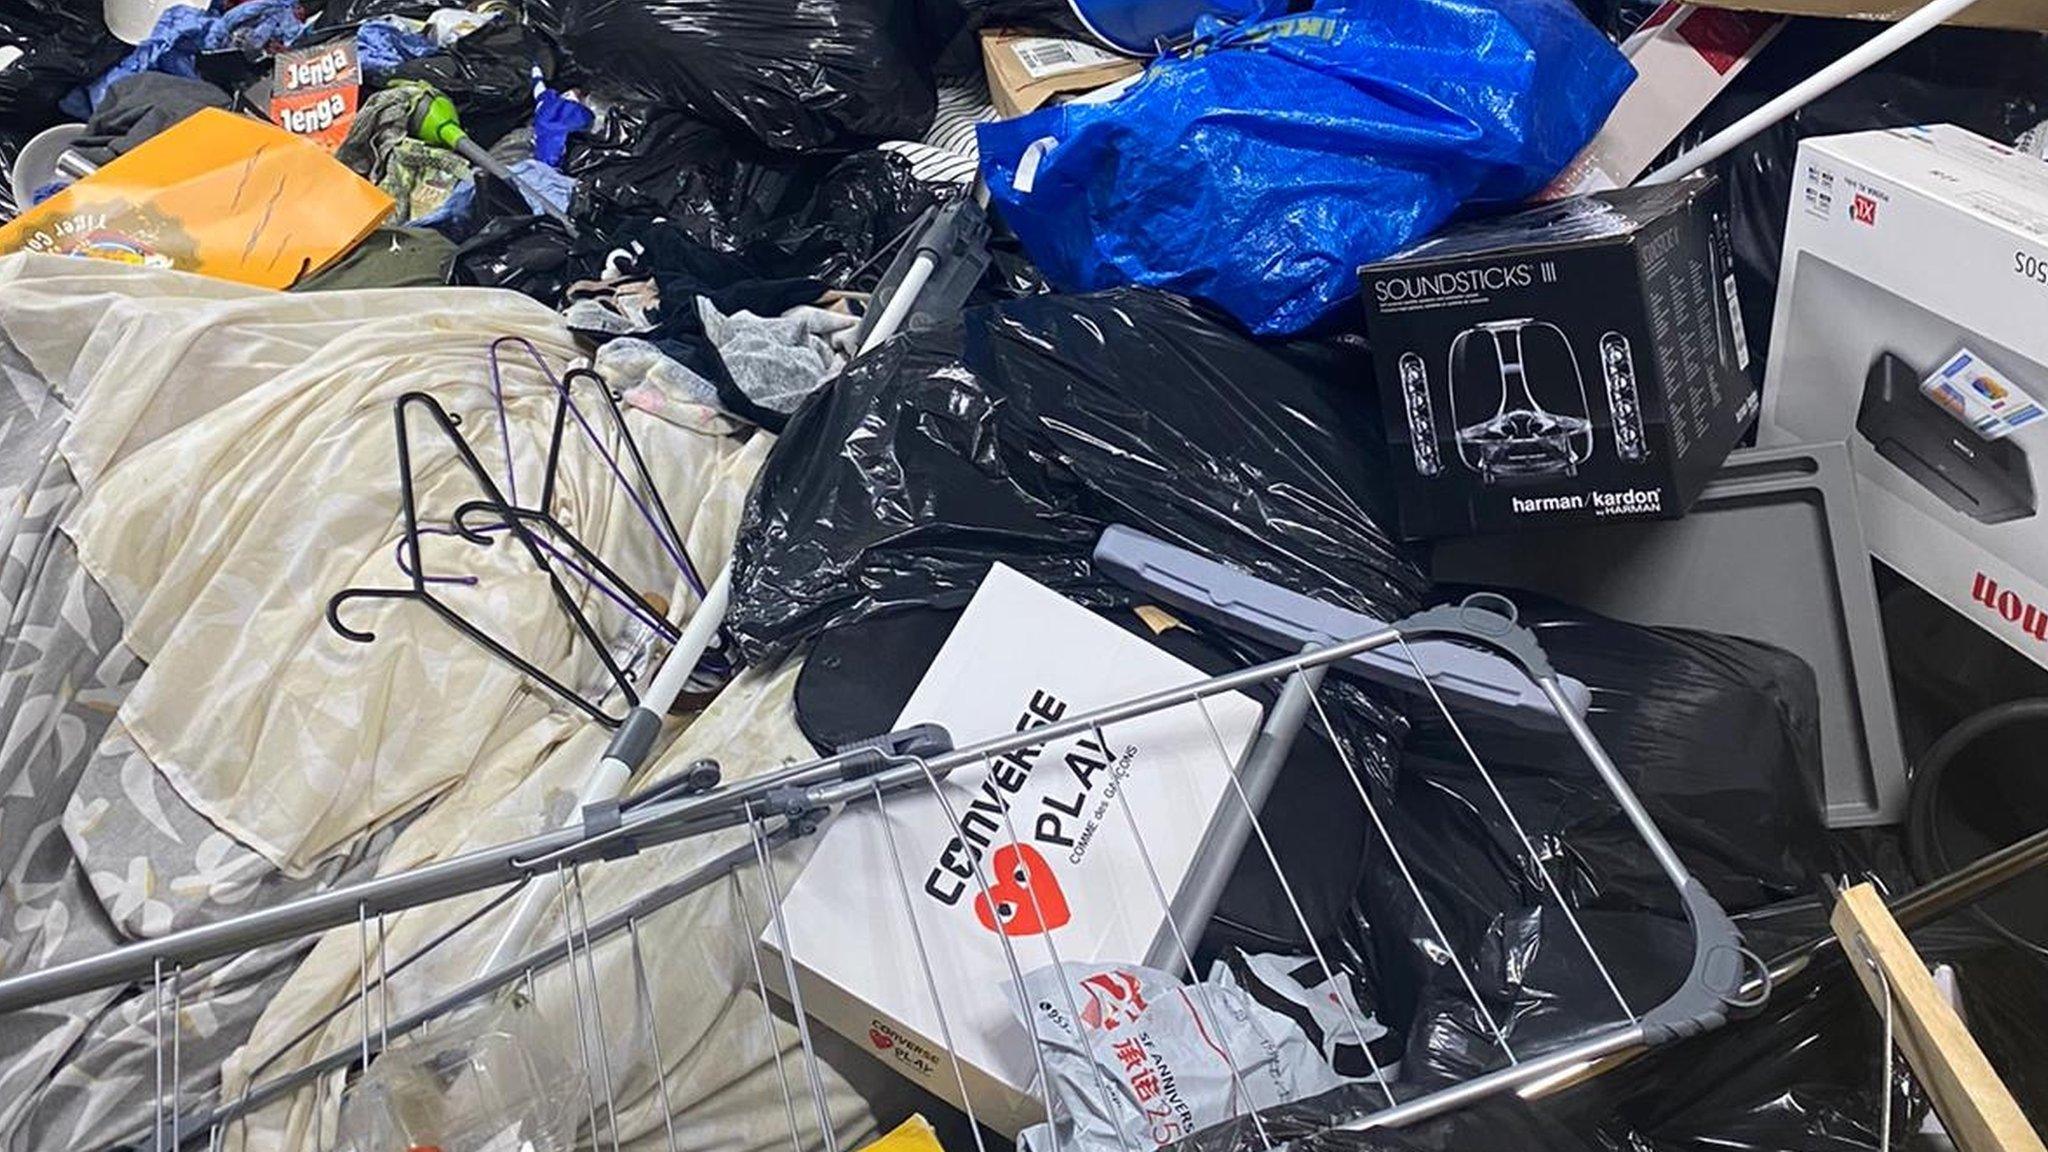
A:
[1361, 178, 1758, 538]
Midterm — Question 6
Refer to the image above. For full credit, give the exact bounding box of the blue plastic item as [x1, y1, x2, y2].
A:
[1066, 0, 1269, 55]
[357, 19, 439, 80]
[531, 85, 595, 166]
[73, 0, 307, 114]
[977, 0, 1634, 336]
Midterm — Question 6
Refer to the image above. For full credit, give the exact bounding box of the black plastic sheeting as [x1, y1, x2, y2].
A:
[453, 149, 940, 301]
[1159, 590, 2041, 1152]
[1682, 22, 2048, 378]
[1348, 590, 1838, 1096]
[389, 19, 559, 148]
[1565, 900, 2048, 1152]
[727, 288, 1431, 662]
[1167, 590, 1840, 1152]
[0, 1, 128, 219]
[1173, 902, 2046, 1152]
[559, 107, 944, 289]
[528, 0, 937, 153]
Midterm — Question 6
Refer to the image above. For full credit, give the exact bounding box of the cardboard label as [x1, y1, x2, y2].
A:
[1008, 36, 1123, 80]
[271, 41, 360, 151]
[981, 28, 1141, 119]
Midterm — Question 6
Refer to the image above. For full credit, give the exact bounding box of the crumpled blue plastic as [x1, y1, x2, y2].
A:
[532, 85, 595, 167]
[73, 0, 306, 113]
[507, 158, 576, 215]
[204, 0, 304, 55]
[357, 18, 440, 80]
[977, 0, 1634, 336]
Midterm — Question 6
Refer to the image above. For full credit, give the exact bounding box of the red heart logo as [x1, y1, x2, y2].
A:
[974, 843, 1071, 936]
[868, 1026, 894, 1050]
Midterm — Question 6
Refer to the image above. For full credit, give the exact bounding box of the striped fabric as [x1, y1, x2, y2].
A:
[878, 79, 998, 186]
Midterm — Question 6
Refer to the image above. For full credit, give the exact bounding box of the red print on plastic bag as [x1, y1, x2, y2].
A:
[974, 843, 1071, 936]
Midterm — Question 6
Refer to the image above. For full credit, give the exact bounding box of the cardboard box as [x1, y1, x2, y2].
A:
[1760, 124, 2048, 671]
[1537, 3, 1784, 200]
[1360, 178, 1758, 538]
[981, 28, 1142, 119]
[1699, 0, 2048, 33]
[763, 564, 1261, 1135]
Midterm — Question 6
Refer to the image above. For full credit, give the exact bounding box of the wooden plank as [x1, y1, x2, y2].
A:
[1831, 883, 2047, 1152]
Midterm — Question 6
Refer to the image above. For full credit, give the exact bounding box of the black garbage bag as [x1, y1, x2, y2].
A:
[1357, 590, 1836, 1089]
[451, 214, 587, 300]
[529, 0, 937, 153]
[0, 3, 123, 127]
[310, 0, 447, 23]
[1557, 895, 2048, 1152]
[919, 0, 1094, 75]
[561, 103, 745, 222]
[727, 288, 1430, 662]
[391, 19, 558, 147]
[739, 150, 941, 288]
[1678, 21, 2048, 376]
[1170, 1088, 1599, 1152]
[566, 112, 942, 289]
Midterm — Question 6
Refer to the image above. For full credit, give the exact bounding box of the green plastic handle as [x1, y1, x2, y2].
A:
[414, 92, 468, 150]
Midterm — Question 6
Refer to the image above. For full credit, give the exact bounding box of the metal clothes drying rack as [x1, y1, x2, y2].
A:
[0, 587, 1756, 1152]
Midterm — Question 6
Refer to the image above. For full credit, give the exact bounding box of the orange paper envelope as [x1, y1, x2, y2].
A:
[0, 108, 393, 288]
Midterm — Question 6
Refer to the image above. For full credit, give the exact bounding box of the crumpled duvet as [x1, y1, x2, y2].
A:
[0, 255, 886, 1152]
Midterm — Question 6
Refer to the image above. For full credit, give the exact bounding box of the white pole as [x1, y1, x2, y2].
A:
[476, 565, 732, 978]
[860, 253, 938, 356]
[475, 196, 953, 981]
[1639, 0, 1983, 186]
[642, 564, 733, 715]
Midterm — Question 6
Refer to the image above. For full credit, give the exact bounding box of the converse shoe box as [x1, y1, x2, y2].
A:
[1761, 124, 2048, 670]
[1361, 177, 1758, 538]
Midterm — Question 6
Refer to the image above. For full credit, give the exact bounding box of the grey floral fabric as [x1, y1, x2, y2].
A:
[0, 326, 400, 1151]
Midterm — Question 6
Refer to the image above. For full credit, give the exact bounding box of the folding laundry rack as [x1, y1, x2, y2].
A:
[0, 570, 1755, 1152]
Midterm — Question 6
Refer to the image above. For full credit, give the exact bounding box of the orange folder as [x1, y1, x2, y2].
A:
[0, 108, 393, 288]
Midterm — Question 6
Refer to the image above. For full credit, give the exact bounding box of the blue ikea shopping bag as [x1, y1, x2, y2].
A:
[977, 0, 1633, 336]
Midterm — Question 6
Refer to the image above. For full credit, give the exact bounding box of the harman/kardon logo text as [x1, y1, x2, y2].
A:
[1509, 488, 1663, 517]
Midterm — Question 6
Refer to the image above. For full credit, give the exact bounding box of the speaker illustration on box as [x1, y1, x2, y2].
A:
[1398, 351, 1443, 477]
[1856, 351, 2036, 525]
[1446, 318, 1594, 483]
[1601, 331, 1649, 462]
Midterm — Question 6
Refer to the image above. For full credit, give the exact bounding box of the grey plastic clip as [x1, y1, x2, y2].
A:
[602, 706, 666, 769]
[851, 196, 993, 347]
[835, 723, 955, 780]
[1391, 594, 1562, 686]
[579, 800, 632, 860]
[759, 787, 825, 822]
[1638, 879, 1750, 1044]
